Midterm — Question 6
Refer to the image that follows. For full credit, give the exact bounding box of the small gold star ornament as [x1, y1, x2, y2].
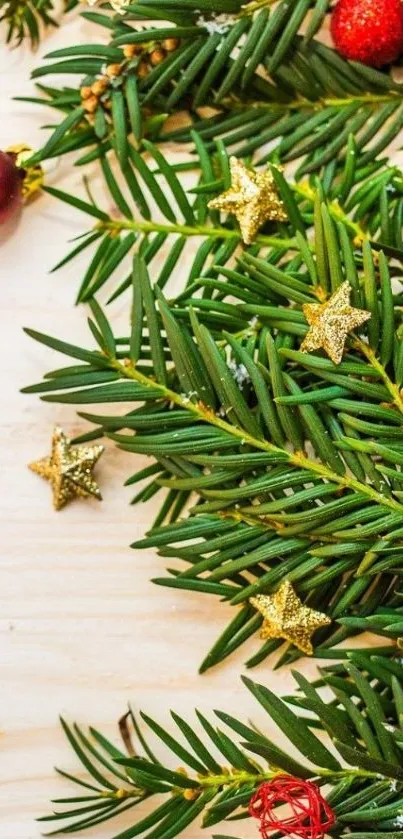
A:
[29, 427, 104, 511]
[250, 581, 331, 655]
[301, 280, 371, 365]
[208, 157, 288, 245]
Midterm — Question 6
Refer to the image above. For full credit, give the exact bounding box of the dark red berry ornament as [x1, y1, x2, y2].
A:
[331, 0, 403, 67]
[0, 149, 25, 225]
[0, 145, 43, 228]
[249, 776, 336, 839]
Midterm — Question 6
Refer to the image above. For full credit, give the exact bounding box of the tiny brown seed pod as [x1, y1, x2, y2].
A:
[162, 37, 180, 51]
[105, 63, 122, 78]
[136, 60, 149, 78]
[83, 95, 99, 113]
[149, 47, 166, 66]
[80, 85, 92, 100]
[91, 78, 108, 96]
[123, 44, 142, 58]
[183, 789, 199, 801]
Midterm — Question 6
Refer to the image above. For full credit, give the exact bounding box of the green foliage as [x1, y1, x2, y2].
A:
[23, 198, 403, 669]
[26, 138, 403, 306]
[17, 0, 403, 191]
[17, 7, 403, 839]
[15, 3, 403, 326]
[37, 141, 299, 304]
[5, 6, 403, 839]
[0, 0, 77, 45]
[41, 656, 403, 835]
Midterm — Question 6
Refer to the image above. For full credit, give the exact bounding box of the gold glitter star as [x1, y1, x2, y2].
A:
[300, 281, 371, 365]
[250, 581, 331, 655]
[207, 157, 287, 245]
[29, 427, 104, 511]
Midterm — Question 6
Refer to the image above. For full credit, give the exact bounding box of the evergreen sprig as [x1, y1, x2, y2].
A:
[23, 190, 403, 669]
[23, 138, 403, 306]
[40, 655, 403, 836]
[15, 6, 403, 838]
[18, 0, 403, 190]
[0, 0, 77, 45]
[37, 141, 300, 304]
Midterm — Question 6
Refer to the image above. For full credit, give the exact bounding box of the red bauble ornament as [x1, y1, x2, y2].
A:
[249, 776, 336, 839]
[0, 150, 24, 225]
[330, 0, 403, 67]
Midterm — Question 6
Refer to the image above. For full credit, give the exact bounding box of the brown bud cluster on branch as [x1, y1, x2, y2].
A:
[80, 38, 180, 120]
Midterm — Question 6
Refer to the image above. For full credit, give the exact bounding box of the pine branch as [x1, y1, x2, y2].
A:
[21, 0, 403, 183]
[13, 6, 403, 838]
[40, 656, 403, 836]
[23, 203, 403, 668]
[335, 583, 403, 641]
[0, 0, 77, 45]
[36, 140, 300, 303]
[26, 137, 403, 305]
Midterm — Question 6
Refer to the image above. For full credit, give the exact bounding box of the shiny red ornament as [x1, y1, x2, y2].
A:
[249, 776, 336, 839]
[330, 0, 403, 67]
[0, 150, 24, 225]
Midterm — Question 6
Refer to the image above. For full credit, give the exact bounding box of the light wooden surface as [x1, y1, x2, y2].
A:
[0, 11, 379, 838]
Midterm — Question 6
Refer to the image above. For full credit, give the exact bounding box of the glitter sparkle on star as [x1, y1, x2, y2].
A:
[208, 157, 287, 245]
[250, 581, 331, 655]
[300, 281, 371, 365]
[29, 426, 104, 511]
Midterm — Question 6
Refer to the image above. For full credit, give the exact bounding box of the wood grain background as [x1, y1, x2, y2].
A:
[0, 10, 382, 838]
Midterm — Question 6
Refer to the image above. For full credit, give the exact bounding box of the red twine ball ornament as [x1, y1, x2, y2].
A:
[249, 776, 336, 839]
[0, 150, 25, 226]
[330, 0, 403, 67]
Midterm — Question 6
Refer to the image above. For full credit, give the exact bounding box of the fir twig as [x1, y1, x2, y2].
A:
[39, 656, 403, 836]
[23, 199, 403, 669]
